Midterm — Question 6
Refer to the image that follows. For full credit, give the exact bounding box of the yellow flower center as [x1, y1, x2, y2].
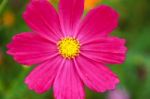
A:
[57, 37, 80, 59]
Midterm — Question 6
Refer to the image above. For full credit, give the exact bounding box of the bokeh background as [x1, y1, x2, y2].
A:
[0, 0, 150, 99]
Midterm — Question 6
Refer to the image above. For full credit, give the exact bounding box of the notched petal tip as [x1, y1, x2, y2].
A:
[25, 73, 49, 94]
[25, 81, 45, 94]
[6, 43, 12, 49]
[99, 5, 119, 18]
[108, 77, 120, 90]
[98, 77, 120, 93]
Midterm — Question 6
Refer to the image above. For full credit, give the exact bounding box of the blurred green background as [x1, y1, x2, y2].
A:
[0, 0, 150, 99]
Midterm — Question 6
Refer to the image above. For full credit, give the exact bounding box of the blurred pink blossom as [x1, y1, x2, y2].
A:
[107, 88, 130, 99]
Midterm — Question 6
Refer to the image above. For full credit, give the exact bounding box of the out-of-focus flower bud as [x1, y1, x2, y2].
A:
[2, 10, 15, 27]
[84, 0, 102, 10]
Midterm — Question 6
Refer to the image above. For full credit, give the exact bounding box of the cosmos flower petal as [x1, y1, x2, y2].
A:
[74, 56, 120, 92]
[76, 5, 119, 42]
[58, 0, 84, 36]
[7, 32, 57, 65]
[23, 0, 63, 41]
[25, 56, 63, 94]
[54, 60, 85, 99]
[81, 37, 127, 64]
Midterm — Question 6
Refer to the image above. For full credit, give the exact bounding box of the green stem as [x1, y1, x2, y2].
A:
[0, 0, 8, 15]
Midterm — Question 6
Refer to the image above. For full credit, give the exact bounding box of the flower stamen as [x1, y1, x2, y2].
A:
[57, 37, 80, 59]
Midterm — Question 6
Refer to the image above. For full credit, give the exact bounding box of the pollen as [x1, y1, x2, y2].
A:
[57, 37, 80, 59]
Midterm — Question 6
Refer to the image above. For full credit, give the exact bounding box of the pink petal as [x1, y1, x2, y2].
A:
[76, 5, 119, 43]
[58, 0, 84, 36]
[74, 56, 120, 92]
[25, 56, 63, 94]
[54, 60, 85, 99]
[23, 0, 63, 41]
[80, 37, 127, 64]
[7, 32, 57, 65]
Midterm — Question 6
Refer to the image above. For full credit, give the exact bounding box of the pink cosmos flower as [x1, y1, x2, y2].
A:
[7, 0, 127, 99]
